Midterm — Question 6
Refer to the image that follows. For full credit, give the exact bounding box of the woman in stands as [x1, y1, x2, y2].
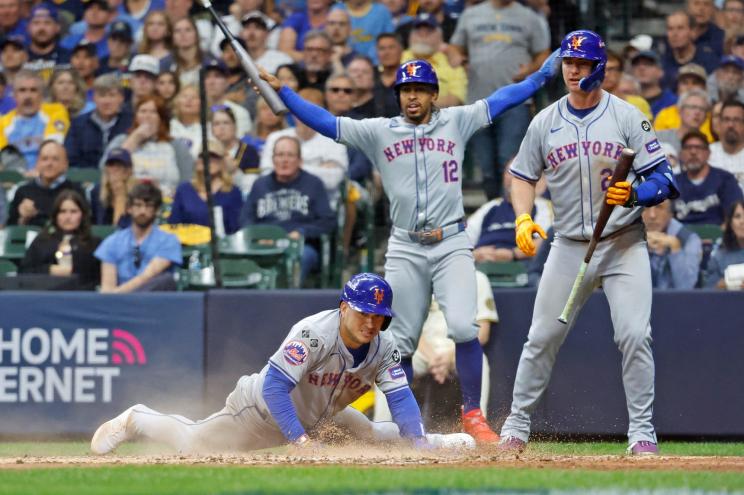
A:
[168, 139, 243, 235]
[211, 105, 260, 194]
[155, 71, 180, 111]
[90, 148, 137, 227]
[20, 190, 101, 289]
[102, 95, 193, 199]
[704, 200, 744, 288]
[49, 68, 94, 118]
[138, 10, 173, 62]
[161, 17, 211, 87]
[243, 97, 288, 154]
[169, 85, 203, 160]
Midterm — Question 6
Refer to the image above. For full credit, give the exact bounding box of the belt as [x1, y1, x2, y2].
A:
[407, 220, 466, 245]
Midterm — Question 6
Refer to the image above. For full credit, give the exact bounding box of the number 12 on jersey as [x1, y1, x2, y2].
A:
[442, 160, 459, 183]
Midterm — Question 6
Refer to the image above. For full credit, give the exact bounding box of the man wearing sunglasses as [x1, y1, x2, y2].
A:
[95, 182, 182, 292]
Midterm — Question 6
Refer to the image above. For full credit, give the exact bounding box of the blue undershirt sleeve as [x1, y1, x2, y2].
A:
[485, 73, 545, 121]
[263, 364, 306, 442]
[385, 387, 425, 439]
[278, 86, 339, 140]
[634, 160, 679, 207]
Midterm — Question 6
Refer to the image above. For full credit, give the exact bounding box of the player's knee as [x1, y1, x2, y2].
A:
[613, 325, 652, 354]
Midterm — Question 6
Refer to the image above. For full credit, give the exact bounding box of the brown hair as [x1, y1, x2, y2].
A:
[131, 95, 172, 142]
[46, 189, 93, 243]
[49, 68, 87, 116]
[139, 10, 174, 55]
[723, 200, 744, 250]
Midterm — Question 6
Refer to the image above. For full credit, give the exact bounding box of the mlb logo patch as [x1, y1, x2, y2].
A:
[645, 139, 660, 153]
[389, 365, 406, 380]
[283, 340, 308, 366]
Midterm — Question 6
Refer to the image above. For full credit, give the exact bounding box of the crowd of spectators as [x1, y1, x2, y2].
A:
[0, 0, 742, 291]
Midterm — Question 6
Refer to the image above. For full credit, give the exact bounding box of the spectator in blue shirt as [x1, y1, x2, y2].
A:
[340, 0, 394, 63]
[241, 135, 335, 283]
[95, 182, 182, 292]
[673, 130, 744, 225]
[0, 36, 28, 112]
[687, 0, 724, 58]
[643, 199, 702, 289]
[659, 11, 719, 92]
[169, 139, 244, 235]
[60, 0, 113, 59]
[631, 51, 678, 118]
[278, 0, 333, 60]
[0, 0, 28, 45]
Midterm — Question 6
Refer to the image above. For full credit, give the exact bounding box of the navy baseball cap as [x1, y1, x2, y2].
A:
[105, 148, 132, 167]
[29, 2, 59, 21]
[72, 39, 97, 56]
[83, 0, 111, 11]
[110, 20, 133, 42]
[411, 13, 439, 29]
[0, 35, 26, 50]
[720, 55, 744, 71]
[203, 58, 228, 75]
[219, 37, 245, 51]
[631, 50, 661, 65]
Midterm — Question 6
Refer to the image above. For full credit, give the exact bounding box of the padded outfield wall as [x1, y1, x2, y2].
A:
[0, 290, 741, 436]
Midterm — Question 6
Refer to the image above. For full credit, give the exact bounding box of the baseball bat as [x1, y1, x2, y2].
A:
[199, 0, 288, 115]
[557, 147, 636, 324]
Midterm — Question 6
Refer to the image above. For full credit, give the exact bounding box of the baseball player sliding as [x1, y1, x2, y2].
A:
[257, 50, 561, 444]
[498, 30, 679, 455]
[91, 273, 474, 454]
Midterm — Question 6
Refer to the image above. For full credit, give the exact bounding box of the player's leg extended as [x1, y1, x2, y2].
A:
[432, 238, 498, 443]
[384, 231, 432, 383]
[91, 403, 247, 454]
[431, 241, 480, 411]
[500, 237, 598, 443]
[600, 230, 657, 447]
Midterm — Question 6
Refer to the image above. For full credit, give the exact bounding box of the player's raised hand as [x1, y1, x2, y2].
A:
[257, 67, 281, 92]
[538, 48, 561, 81]
[515, 213, 547, 257]
[606, 181, 634, 206]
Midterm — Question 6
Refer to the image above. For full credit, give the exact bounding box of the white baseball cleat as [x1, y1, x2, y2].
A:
[425, 432, 476, 450]
[90, 404, 140, 455]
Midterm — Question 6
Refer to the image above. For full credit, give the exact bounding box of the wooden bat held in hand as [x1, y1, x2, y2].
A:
[557, 147, 636, 324]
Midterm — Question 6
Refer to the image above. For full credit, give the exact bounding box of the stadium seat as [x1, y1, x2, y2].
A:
[184, 258, 276, 290]
[687, 223, 723, 243]
[219, 226, 302, 288]
[91, 225, 117, 240]
[477, 261, 529, 288]
[0, 259, 18, 276]
[0, 226, 41, 260]
[0, 170, 25, 189]
[66, 168, 101, 186]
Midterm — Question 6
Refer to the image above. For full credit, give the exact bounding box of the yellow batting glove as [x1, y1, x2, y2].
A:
[606, 181, 632, 206]
[515, 213, 547, 257]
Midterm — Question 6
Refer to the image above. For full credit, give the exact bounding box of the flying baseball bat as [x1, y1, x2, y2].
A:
[199, 0, 288, 115]
[557, 148, 636, 324]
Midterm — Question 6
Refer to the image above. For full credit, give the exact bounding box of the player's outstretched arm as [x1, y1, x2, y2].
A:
[385, 387, 426, 442]
[258, 68, 339, 140]
[484, 48, 560, 120]
[607, 161, 679, 208]
[262, 365, 309, 444]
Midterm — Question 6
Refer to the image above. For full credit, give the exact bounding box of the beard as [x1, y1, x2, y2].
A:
[723, 128, 741, 147]
[684, 158, 705, 174]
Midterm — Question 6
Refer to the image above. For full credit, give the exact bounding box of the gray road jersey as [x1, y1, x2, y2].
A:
[510, 91, 666, 240]
[449, 1, 549, 102]
[259, 309, 407, 432]
[337, 101, 490, 231]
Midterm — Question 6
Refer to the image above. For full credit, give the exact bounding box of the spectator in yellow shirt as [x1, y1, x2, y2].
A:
[0, 70, 69, 172]
[401, 14, 466, 107]
[654, 63, 714, 141]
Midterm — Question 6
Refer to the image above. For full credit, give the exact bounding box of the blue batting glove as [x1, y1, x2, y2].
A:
[538, 48, 561, 81]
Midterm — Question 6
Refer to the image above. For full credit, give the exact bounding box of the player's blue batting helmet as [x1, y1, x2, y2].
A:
[394, 59, 439, 91]
[341, 273, 395, 330]
[559, 30, 607, 92]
